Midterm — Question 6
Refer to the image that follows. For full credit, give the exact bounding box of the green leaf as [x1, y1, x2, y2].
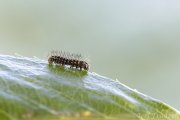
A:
[0, 55, 179, 120]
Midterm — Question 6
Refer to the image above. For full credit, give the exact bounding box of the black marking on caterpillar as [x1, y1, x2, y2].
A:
[48, 51, 89, 71]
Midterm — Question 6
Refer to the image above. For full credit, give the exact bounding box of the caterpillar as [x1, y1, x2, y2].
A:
[48, 51, 89, 71]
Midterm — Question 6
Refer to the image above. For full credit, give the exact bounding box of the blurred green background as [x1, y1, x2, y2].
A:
[0, 1, 179, 111]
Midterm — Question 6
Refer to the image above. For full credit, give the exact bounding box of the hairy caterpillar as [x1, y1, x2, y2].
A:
[48, 51, 89, 71]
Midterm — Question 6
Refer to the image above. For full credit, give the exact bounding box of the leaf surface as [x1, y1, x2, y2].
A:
[0, 55, 179, 120]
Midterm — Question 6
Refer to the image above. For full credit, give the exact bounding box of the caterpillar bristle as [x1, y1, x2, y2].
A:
[48, 51, 89, 71]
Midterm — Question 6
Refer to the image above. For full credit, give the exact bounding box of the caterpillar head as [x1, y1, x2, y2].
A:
[48, 56, 54, 64]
